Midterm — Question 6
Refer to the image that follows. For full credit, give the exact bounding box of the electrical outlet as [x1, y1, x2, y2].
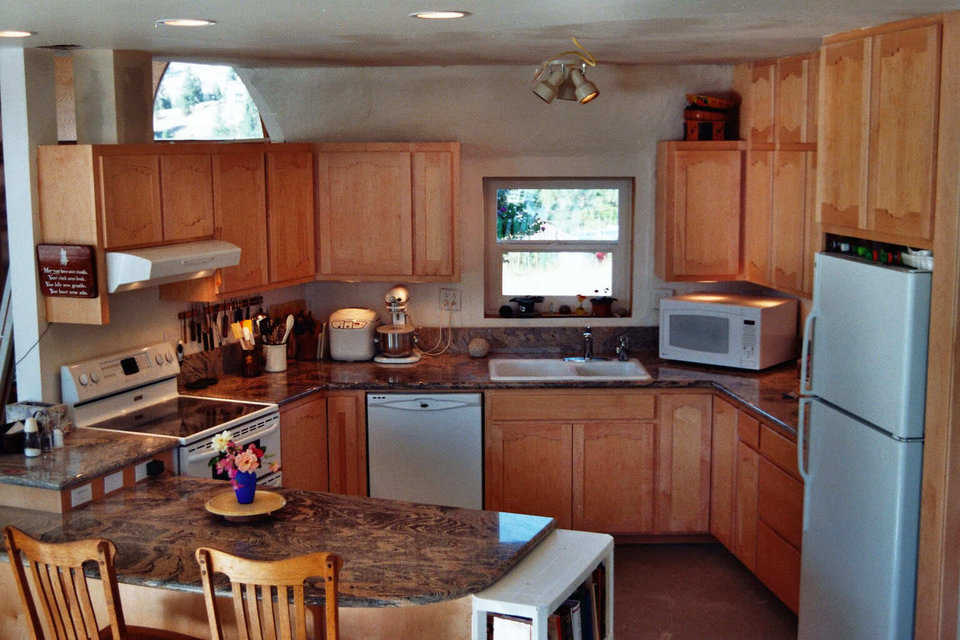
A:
[652, 287, 675, 311]
[439, 288, 461, 312]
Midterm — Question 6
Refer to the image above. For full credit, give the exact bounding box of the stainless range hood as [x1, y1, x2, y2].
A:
[106, 240, 241, 293]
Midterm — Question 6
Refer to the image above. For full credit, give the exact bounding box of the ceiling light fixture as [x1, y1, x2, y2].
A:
[154, 18, 216, 28]
[0, 30, 36, 38]
[531, 37, 599, 105]
[410, 10, 471, 20]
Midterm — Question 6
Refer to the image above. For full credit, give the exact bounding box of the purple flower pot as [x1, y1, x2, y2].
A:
[234, 471, 257, 504]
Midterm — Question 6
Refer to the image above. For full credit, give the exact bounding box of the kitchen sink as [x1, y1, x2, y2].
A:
[488, 358, 652, 382]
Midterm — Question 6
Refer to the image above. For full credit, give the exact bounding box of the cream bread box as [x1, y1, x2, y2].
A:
[329, 308, 378, 361]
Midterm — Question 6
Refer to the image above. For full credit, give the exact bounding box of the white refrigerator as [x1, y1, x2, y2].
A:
[797, 253, 931, 639]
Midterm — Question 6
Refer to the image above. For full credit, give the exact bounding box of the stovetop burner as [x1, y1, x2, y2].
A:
[83, 396, 268, 442]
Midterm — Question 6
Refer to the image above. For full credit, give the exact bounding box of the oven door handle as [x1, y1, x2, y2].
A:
[186, 422, 279, 465]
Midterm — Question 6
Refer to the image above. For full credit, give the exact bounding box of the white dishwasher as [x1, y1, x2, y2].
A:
[367, 393, 482, 509]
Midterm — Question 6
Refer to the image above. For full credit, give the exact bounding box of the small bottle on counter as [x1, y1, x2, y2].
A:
[23, 418, 41, 457]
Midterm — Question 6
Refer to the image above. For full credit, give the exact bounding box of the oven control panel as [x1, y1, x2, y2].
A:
[61, 342, 180, 405]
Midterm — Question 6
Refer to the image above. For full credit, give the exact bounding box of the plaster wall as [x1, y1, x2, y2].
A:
[237, 63, 737, 327]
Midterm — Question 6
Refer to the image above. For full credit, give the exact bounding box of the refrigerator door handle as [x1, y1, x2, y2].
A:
[798, 396, 813, 531]
[800, 307, 819, 394]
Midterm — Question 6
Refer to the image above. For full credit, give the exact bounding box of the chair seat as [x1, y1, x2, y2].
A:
[99, 625, 202, 640]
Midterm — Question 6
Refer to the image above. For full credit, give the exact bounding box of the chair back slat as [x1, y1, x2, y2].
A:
[195, 547, 341, 640]
[71, 566, 101, 639]
[260, 584, 277, 640]
[31, 561, 62, 638]
[50, 563, 80, 640]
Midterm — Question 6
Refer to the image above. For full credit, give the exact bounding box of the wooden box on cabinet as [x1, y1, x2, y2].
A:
[655, 141, 743, 281]
[315, 142, 460, 282]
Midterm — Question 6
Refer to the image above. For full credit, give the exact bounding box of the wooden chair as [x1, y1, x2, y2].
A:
[195, 546, 341, 640]
[3, 525, 200, 640]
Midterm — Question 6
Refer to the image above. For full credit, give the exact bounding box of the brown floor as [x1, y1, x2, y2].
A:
[614, 543, 798, 640]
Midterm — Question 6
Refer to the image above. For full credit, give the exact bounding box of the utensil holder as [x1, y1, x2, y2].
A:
[263, 344, 287, 372]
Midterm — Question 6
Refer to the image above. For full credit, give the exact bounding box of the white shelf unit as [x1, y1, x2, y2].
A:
[471, 529, 615, 640]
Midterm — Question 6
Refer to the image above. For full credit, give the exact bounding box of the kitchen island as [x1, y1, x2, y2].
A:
[0, 475, 557, 638]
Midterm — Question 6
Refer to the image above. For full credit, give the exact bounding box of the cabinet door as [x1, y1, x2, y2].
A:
[267, 149, 315, 284]
[776, 57, 807, 145]
[160, 153, 215, 242]
[818, 38, 871, 230]
[317, 151, 413, 276]
[710, 398, 738, 549]
[867, 24, 940, 243]
[99, 154, 163, 248]
[412, 150, 456, 277]
[213, 151, 268, 294]
[756, 521, 801, 613]
[743, 150, 772, 283]
[758, 457, 803, 549]
[485, 422, 572, 528]
[656, 394, 712, 533]
[572, 421, 655, 533]
[771, 150, 807, 292]
[734, 441, 760, 571]
[279, 397, 328, 492]
[749, 62, 776, 144]
[670, 150, 742, 279]
[327, 393, 367, 496]
[802, 152, 819, 296]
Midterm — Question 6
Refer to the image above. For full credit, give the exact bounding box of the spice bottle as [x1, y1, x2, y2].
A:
[23, 418, 41, 458]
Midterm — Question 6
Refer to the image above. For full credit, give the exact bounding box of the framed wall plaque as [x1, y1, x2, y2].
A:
[36, 244, 98, 298]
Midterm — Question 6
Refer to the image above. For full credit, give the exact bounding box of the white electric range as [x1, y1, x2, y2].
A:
[61, 343, 281, 486]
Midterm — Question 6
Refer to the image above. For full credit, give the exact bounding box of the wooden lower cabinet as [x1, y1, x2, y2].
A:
[573, 421, 656, 533]
[656, 394, 712, 533]
[756, 521, 802, 613]
[327, 393, 367, 496]
[485, 422, 573, 529]
[710, 398, 739, 548]
[734, 441, 760, 571]
[279, 391, 365, 496]
[279, 395, 328, 492]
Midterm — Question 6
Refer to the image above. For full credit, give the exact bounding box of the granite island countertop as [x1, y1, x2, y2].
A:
[190, 349, 801, 436]
[0, 428, 178, 490]
[0, 475, 554, 608]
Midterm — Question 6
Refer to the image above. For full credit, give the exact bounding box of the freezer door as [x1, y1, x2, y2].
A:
[798, 400, 923, 640]
[809, 253, 930, 439]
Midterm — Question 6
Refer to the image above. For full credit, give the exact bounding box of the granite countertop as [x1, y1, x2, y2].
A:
[0, 429, 178, 490]
[0, 475, 554, 607]
[191, 349, 801, 435]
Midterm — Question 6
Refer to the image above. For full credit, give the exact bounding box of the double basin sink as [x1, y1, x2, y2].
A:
[488, 358, 652, 382]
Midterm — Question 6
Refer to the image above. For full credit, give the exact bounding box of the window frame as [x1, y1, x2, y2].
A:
[483, 177, 634, 316]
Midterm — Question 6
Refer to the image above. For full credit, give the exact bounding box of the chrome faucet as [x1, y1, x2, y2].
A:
[583, 325, 594, 361]
[616, 334, 630, 361]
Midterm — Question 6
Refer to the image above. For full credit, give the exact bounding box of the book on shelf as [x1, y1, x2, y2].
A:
[487, 613, 533, 640]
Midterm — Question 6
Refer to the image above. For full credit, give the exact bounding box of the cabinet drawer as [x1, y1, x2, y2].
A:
[486, 390, 656, 422]
[759, 425, 799, 477]
[758, 457, 803, 548]
[756, 521, 801, 613]
[738, 411, 760, 448]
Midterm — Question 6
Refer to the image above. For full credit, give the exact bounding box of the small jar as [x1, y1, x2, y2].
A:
[23, 418, 41, 458]
[241, 350, 261, 377]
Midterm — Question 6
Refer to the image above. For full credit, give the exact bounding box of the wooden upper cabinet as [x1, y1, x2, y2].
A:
[743, 150, 772, 283]
[818, 38, 871, 231]
[573, 421, 656, 533]
[655, 394, 712, 533]
[485, 421, 573, 529]
[749, 62, 776, 144]
[867, 24, 940, 243]
[213, 151, 268, 294]
[99, 154, 163, 249]
[776, 55, 819, 145]
[413, 150, 457, 277]
[267, 149, 315, 284]
[280, 396, 328, 493]
[317, 151, 413, 276]
[802, 152, 819, 296]
[771, 151, 807, 292]
[160, 153, 215, 242]
[655, 142, 742, 281]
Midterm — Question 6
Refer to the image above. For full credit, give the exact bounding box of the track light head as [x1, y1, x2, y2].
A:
[569, 68, 599, 104]
[531, 66, 566, 103]
[531, 37, 599, 105]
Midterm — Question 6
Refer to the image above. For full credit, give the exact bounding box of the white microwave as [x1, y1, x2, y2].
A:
[659, 294, 798, 370]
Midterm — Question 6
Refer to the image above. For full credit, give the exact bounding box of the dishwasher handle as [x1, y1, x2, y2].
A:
[369, 398, 478, 412]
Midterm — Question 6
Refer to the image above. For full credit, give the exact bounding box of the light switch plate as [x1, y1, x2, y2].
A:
[104, 470, 124, 495]
[71, 483, 93, 508]
[439, 288, 461, 312]
[652, 287, 675, 311]
[135, 461, 148, 482]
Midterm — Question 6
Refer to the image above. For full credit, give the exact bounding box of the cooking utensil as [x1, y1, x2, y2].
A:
[281, 314, 295, 345]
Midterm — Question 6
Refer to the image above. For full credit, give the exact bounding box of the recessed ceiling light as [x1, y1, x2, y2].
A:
[0, 30, 36, 38]
[155, 18, 216, 28]
[409, 10, 470, 20]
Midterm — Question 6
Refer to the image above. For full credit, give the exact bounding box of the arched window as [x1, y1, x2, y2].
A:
[153, 62, 265, 140]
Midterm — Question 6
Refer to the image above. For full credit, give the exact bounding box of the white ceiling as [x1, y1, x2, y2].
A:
[2, 0, 959, 66]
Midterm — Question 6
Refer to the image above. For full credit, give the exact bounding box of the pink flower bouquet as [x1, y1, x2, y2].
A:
[209, 430, 279, 488]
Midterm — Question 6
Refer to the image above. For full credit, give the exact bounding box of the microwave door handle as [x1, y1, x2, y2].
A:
[799, 307, 819, 394]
